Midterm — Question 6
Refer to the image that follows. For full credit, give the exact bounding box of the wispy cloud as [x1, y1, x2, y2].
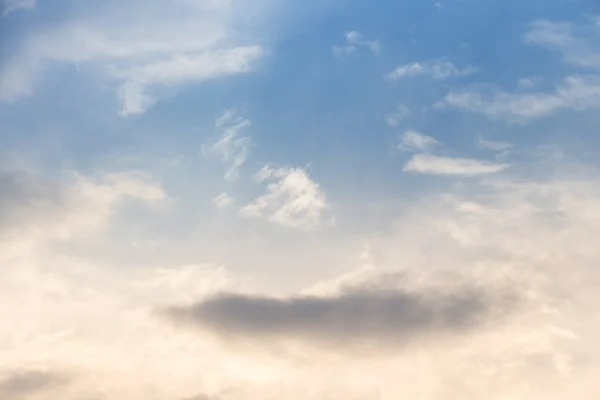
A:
[204, 110, 252, 182]
[332, 30, 381, 58]
[403, 154, 509, 176]
[525, 19, 600, 68]
[385, 104, 412, 126]
[398, 130, 441, 152]
[477, 136, 513, 152]
[240, 166, 330, 231]
[387, 60, 477, 81]
[0, 0, 263, 112]
[116, 47, 262, 116]
[213, 192, 234, 209]
[438, 75, 600, 122]
[1, 0, 35, 16]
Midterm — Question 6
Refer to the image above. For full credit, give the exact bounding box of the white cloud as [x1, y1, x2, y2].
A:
[386, 104, 412, 126]
[240, 166, 330, 230]
[525, 19, 600, 68]
[517, 77, 537, 89]
[2, 0, 35, 16]
[204, 110, 252, 182]
[213, 192, 234, 209]
[0, 0, 263, 113]
[0, 166, 167, 261]
[403, 154, 509, 176]
[386, 60, 477, 81]
[332, 30, 381, 58]
[398, 130, 441, 152]
[439, 75, 600, 122]
[477, 136, 513, 152]
[115, 46, 262, 116]
[4, 160, 600, 398]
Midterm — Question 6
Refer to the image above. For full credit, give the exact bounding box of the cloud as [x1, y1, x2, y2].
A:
[386, 60, 477, 81]
[4, 160, 600, 398]
[213, 193, 234, 209]
[165, 283, 512, 348]
[332, 30, 381, 58]
[398, 130, 441, 152]
[0, 0, 263, 112]
[439, 75, 600, 122]
[1, 0, 35, 16]
[524, 19, 600, 68]
[517, 77, 537, 89]
[240, 166, 330, 230]
[0, 165, 166, 259]
[115, 46, 262, 116]
[477, 136, 513, 152]
[403, 154, 509, 176]
[385, 104, 412, 126]
[204, 110, 252, 182]
[0, 370, 68, 400]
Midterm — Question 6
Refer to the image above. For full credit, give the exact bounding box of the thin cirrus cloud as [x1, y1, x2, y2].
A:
[240, 165, 330, 231]
[524, 19, 600, 68]
[332, 30, 381, 58]
[0, 0, 263, 114]
[203, 110, 252, 182]
[1, 0, 35, 16]
[477, 136, 513, 152]
[398, 130, 441, 153]
[386, 60, 477, 81]
[439, 75, 600, 123]
[213, 192, 234, 209]
[115, 46, 263, 116]
[403, 154, 509, 176]
[438, 17, 600, 123]
[385, 104, 412, 126]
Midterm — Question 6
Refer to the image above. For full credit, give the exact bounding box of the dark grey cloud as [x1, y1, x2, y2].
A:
[165, 285, 515, 347]
[0, 370, 68, 400]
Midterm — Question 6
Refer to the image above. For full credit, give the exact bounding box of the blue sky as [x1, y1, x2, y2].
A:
[2, 0, 600, 399]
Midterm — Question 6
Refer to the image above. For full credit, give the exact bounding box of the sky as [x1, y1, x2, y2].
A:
[1, 0, 600, 398]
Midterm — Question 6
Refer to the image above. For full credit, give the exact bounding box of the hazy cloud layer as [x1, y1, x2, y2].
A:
[0, 370, 68, 400]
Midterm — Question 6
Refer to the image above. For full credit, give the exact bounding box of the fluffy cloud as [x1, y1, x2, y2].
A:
[398, 130, 441, 152]
[0, 0, 263, 113]
[240, 166, 330, 230]
[387, 60, 477, 81]
[439, 75, 600, 122]
[204, 110, 252, 182]
[403, 154, 509, 176]
[0, 165, 166, 260]
[3, 161, 600, 398]
[332, 31, 381, 58]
